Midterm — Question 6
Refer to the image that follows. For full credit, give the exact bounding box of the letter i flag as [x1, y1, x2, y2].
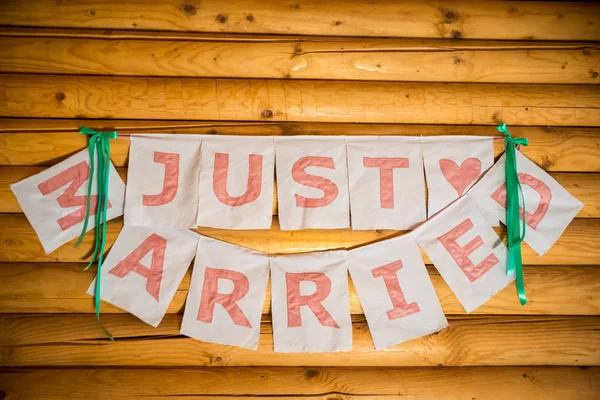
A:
[196, 136, 275, 229]
[124, 135, 202, 228]
[180, 235, 270, 349]
[270, 251, 352, 352]
[86, 225, 199, 327]
[468, 150, 584, 255]
[10, 149, 126, 253]
[414, 196, 513, 313]
[347, 234, 448, 349]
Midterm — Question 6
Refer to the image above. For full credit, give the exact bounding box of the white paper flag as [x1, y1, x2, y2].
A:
[11, 149, 126, 253]
[124, 135, 202, 228]
[422, 136, 494, 217]
[196, 136, 275, 229]
[275, 137, 350, 230]
[414, 196, 513, 313]
[347, 234, 447, 349]
[347, 137, 426, 230]
[181, 235, 270, 349]
[270, 251, 352, 352]
[87, 225, 199, 327]
[468, 151, 584, 255]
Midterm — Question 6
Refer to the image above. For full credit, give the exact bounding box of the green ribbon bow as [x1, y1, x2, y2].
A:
[496, 122, 528, 305]
[75, 126, 118, 339]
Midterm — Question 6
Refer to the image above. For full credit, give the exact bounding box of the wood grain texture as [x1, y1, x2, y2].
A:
[1, 166, 596, 217]
[0, 0, 597, 40]
[1, 35, 598, 84]
[1, 314, 598, 367]
[0, 214, 598, 263]
[1, 74, 599, 126]
[1, 263, 598, 316]
[1, 120, 599, 172]
[1, 366, 598, 400]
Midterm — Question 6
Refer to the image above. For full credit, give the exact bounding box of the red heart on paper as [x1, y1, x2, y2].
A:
[439, 158, 482, 196]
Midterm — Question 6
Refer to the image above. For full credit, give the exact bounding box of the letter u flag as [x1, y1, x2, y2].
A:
[347, 233, 448, 350]
[270, 251, 352, 352]
[196, 136, 275, 229]
[180, 235, 270, 350]
[87, 225, 199, 327]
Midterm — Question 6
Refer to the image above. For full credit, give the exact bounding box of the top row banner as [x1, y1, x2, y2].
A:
[124, 135, 494, 231]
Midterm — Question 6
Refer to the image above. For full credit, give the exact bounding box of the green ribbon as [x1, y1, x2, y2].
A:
[74, 126, 118, 339]
[496, 122, 528, 305]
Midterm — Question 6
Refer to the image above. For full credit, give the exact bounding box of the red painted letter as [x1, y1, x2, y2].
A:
[285, 272, 339, 328]
[292, 156, 339, 208]
[491, 173, 552, 229]
[143, 152, 180, 206]
[371, 260, 420, 319]
[108, 234, 167, 301]
[197, 267, 252, 328]
[438, 219, 499, 282]
[363, 157, 409, 209]
[213, 153, 263, 206]
[37, 161, 111, 230]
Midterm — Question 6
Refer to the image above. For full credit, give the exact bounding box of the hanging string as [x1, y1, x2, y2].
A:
[496, 122, 528, 305]
[75, 126, 118, 339]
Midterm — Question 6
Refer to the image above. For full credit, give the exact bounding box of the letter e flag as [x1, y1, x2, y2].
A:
[415, 196, 513, 313]
[11, 149, 125, 253]
[180, 235, 270, 350]
[270, 251, 352, 352]
[87, 225, 199, 327]
[347, 234, 447, 349]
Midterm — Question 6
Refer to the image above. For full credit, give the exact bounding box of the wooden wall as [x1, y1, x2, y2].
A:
[0, 1, 599, 398]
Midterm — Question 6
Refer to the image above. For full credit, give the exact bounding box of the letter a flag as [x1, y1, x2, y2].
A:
[347, 234, 447, 349]
[415, 196, 513, 313]
[181, 235, 270, 349]
[468, 150, 584, 255]
[11, 149, 125, 253]
[270, 251, 352, 352]
[87, 225, 199, 327]
[196, 136, 275, 229]
[124, 135, 202, 228]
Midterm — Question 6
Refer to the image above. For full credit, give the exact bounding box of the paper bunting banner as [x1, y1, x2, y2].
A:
[346, 137, 426, 230]
[422, 136, 494, 217]
[181, 235, 270, 350]
[347, 234, 447, 349]
[11, 149, 125, 253]
[87, 225, 199, 327]
[125, 135, 202, 228]
[275, 137, 350, 230]
[270, 251, 352, 352]
[414, 196, 513, 313]
[10, 129, 585, 352]
[468, 150, 584, 255]
[196, 136, 275, 229]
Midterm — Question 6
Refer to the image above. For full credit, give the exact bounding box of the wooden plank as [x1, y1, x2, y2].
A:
[0, 35, 598, 84]
[1, 166, 596, 218]
[0, 366, 598, 400]
[1, 263, 598, 316]
[0, 214, 597, 264]
[1, 314, 598, 367]
[1, 120, 599, 172]
[0, 0, 597, 41]
[0, 74, 598, 126]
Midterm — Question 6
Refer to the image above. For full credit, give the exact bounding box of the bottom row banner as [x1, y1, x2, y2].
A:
[89, 195, 515, 352]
